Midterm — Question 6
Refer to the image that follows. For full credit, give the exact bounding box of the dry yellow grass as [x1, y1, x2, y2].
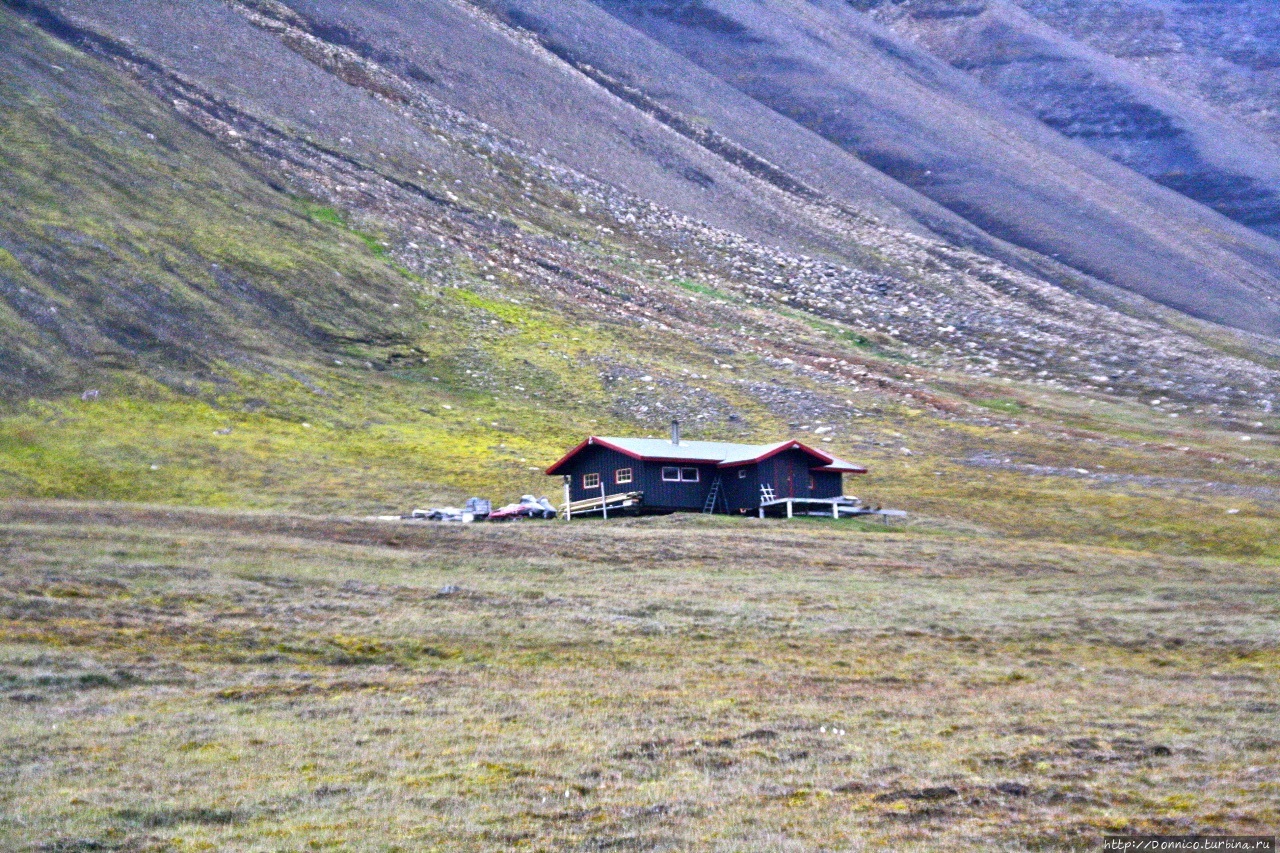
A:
[1, 503, 1276, 851]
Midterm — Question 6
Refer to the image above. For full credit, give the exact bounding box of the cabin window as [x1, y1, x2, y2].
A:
[738, 469, 748, 479]
[615, 468, 633, 485]
[680, 467, 700, 482]
[661, 466, 680, 482]
[661, 467, 700, 483]
[583, 472, 600, 489]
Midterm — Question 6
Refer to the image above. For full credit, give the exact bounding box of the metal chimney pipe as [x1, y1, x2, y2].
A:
[670, 419, 681, 446]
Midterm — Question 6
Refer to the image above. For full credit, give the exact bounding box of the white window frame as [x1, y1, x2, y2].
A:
[583, 472, 600, 489]
[680, 467, 700, 482]
[615, 467, 633, 485]
[661, 466, 680, 482]
[738, 468, 748, 479]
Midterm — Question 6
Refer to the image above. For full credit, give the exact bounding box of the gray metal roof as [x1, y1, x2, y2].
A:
[589, 437, 865, 472]
[596, 437, 790, 463]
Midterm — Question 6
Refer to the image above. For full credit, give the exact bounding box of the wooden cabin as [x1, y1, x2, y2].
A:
[546, 421, 866, 516]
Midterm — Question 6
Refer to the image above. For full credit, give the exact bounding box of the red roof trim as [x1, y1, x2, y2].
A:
[716, 440, 835, 468]
[546, 436, 865, 475]
[812, 464, 868, 474]
[545, 437, 592, 475]
[545, 436, 723, 474]
[588, 437, 647, 460]
[546, 437, 643, 474]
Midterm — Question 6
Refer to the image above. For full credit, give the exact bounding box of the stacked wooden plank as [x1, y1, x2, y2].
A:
[562, 491, 644, 517]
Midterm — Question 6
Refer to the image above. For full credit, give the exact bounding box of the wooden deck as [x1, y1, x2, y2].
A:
[559, 490, 904, 522]
[758, 496, 906, 521]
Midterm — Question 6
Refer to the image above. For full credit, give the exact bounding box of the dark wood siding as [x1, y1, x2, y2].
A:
[553, 442, 847, 514]
[757, 448, 821, 499]
[558, 445, 717, 511]
[638, 461, 717, 511]
[721, 464, 759, 512]
[752, 450, 843, 500]
[560, 445, 640, 504]
[812, 470, 844, 499]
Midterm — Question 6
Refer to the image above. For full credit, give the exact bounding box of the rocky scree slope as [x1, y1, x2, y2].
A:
[1, 0, 1279, 429]
[1010, 0, 1280, 148]
[580, 0, 1280, 337]
[858, 0, 1280, 242]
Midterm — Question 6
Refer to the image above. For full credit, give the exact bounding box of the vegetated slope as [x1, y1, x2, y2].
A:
[17, 0, 898, 268]
[0, 12, 447, 395]
[13, 0, 1280, 338]
[1, 0, 1273, 410]
[582, 0, 1280, 337]
[1, 0, 1280, 554]
[2, 6, 1278, 845]
[859, 0, 1280, 241]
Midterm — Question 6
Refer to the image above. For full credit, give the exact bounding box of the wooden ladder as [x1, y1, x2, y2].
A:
[702, 475, 724, 514]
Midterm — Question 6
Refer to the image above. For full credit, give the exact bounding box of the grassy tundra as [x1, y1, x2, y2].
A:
[2, 7, 1279, 849]
[1, 503, 1276, 851]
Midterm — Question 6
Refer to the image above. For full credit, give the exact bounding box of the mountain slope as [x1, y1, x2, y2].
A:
[582, 0, 1280, 337]
[3, 0, 1275, 407]
[0, 11, 440, 393]
[20, 0, 898, 266]
[289, 0, 1007, 248]
[0, 0, 1279, 559]
[2, 7, 1280, 848]
[1013, 0, 1280, 147]
[860, 0, 1280, 241]
[12, 0, 1280, 338]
